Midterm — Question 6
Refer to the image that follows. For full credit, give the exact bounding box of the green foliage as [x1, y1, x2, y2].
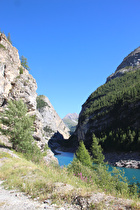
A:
[43, 125, 53, 133]
[100, 128, 140, 151]
[91, 134, 105, 164]
[68, 159, 132, 197]
[82, 69, 140, 121]
[80, 69, 140, 151]
[76, 141, 92, 167]
[7, 33, 12, 44]
[36, 95, 50, 109]
[0, 100, 42, 162]
[19, 66, 23, 74]
[0, 44, 6, 49]
[20, 55, 30, 71]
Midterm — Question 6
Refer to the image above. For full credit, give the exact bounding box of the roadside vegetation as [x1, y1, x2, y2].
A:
[0, 100, 140, 208]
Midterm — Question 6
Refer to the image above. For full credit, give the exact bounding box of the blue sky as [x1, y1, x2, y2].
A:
[1, 0, 140, 118]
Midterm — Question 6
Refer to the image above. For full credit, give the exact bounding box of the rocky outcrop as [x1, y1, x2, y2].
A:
[104, 152, 140, 169]
[0, 33, 44, 148]
[107, 46, 140, 82]
[37, 95, 70, 141]
[0, 33, 69, 164]
[0, 33, 20, 106]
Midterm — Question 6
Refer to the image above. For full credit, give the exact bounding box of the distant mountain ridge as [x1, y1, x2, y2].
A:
[63, 113, 79, 133]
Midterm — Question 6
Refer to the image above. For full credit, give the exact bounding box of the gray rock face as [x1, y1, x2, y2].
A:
[107, 46, 140, 82]
[37, 95, 70, 141]
[0, 32, 40, 145]
[0, 33, 20, 106]
[0, 33, 69, 164]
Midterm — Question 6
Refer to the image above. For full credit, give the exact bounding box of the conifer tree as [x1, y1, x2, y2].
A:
[20, 55, 30, 71]
[76, 140, 92, 167]
[0, 100, 35, 153]
[7, 33, 12, 44]
[91, 134, 105, 164]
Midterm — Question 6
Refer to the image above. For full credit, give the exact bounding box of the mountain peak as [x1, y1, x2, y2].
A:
[107, 46, 140, 82]
[63, 113, 79, 121]
[62, 113, 79, 133]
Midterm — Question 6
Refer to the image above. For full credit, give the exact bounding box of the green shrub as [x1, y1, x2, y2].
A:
[68, 159, 130, 196]
[36, 95, 50, 109]
[43, 126, 53, 133]
[19, 67, 23, 74]
[0, 43, 6, 49]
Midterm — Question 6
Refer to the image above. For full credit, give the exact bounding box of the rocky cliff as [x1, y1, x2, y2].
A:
[0, 33, 69, 162]
[74, 47, 140, 151]
[107, 46, 140, 82]
[37, 95, 70, 141]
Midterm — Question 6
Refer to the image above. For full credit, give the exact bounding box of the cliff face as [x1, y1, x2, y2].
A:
[0, 33, 69, 158]
[75, 47, 140, 151]
[107, 46, 140, 82]
[37, 95, 70, 141]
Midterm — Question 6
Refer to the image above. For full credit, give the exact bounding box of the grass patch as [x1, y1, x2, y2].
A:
[0, 43, 6, 49]
[0, 150, 140, 208]
[0, 152, 12, 159]
[0, 151, 95, 203]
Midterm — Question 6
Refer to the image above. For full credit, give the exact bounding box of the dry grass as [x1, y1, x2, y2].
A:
[0, 150, 140, 209]
[0, 151, 96, 203]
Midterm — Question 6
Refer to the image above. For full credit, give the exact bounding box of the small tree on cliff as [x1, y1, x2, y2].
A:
[20, 55, 30, 71]
[91, 134, 105, 164]
[76, 140, 92, 167]
[0, 100, 41, 162]
[7, 33, 12, 44]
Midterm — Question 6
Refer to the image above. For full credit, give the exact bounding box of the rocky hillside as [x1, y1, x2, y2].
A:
[37, 95, 70, 141]
[0, 33, 69, 157]
[74, 47, 140, 151]
[63, 113, 78, 133]
[107, 46, 140, 82]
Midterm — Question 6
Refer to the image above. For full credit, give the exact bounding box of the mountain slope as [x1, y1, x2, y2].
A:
[37, 95, 70, 140]
[0, 33, 69, 161]
[63, 113, 78, 133]
[74, 47, 140, 151]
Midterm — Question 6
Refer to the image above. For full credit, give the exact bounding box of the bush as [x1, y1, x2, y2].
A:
[36, 95, 50, 109]
[68, 158, 130, 196]
[19, 66, 23, 74]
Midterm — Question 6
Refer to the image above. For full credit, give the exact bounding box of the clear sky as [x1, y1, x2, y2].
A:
[1, 0, 140, 118]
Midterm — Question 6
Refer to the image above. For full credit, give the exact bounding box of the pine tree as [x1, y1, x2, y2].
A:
[20, 55, 30, 71]
[0, 100, 35, 153]
[7, 33, 12, 44]
[76, 140, 92, 167]
[91, 134, 105, 164]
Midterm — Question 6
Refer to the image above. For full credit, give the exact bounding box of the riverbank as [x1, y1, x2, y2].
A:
[104, 152, 140, 169]
[1, 148, 140, 209]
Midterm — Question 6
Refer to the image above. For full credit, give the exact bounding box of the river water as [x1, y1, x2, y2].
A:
[55, 151, 140, 184]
